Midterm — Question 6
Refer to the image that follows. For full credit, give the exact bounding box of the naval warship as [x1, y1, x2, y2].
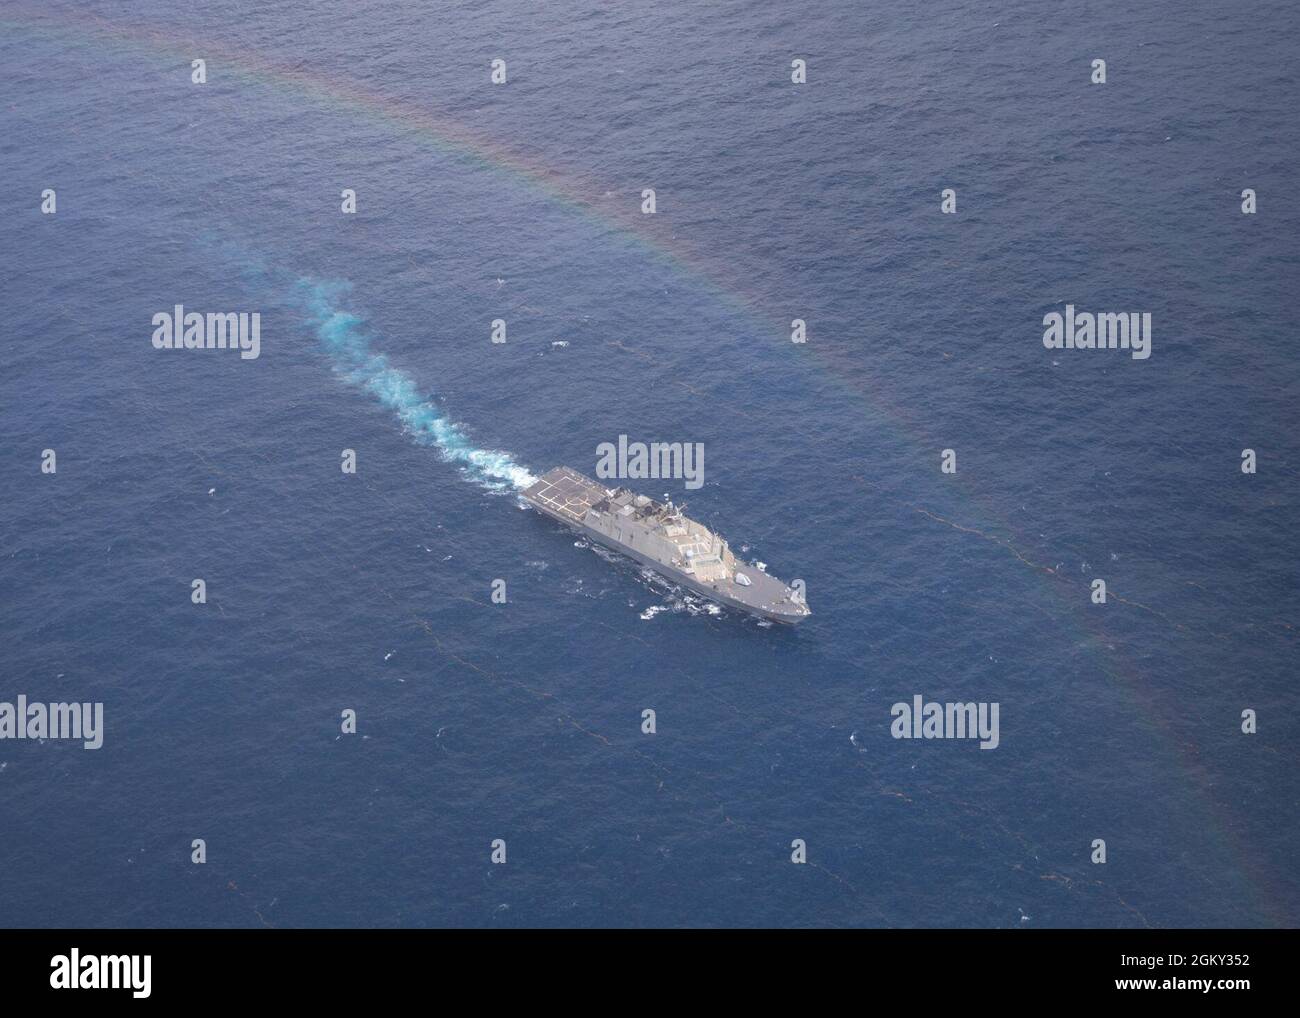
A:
[521, 466, 810, 624]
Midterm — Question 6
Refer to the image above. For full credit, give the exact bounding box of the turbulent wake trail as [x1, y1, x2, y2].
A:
[300, 279, 536, 491]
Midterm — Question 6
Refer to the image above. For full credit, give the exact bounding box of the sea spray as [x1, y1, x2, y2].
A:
[299, 279, 536, 491]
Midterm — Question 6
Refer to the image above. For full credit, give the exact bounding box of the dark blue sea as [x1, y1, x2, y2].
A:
[2, 1, 1297, 928]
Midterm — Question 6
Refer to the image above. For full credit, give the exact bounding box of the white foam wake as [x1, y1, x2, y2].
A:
[300, 279, 536, 491]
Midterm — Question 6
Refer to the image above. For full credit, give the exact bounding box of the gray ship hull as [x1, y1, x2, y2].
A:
[522, 467, 810, 624]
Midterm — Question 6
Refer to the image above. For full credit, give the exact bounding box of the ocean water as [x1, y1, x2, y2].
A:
[1, 0, 1297, 928]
